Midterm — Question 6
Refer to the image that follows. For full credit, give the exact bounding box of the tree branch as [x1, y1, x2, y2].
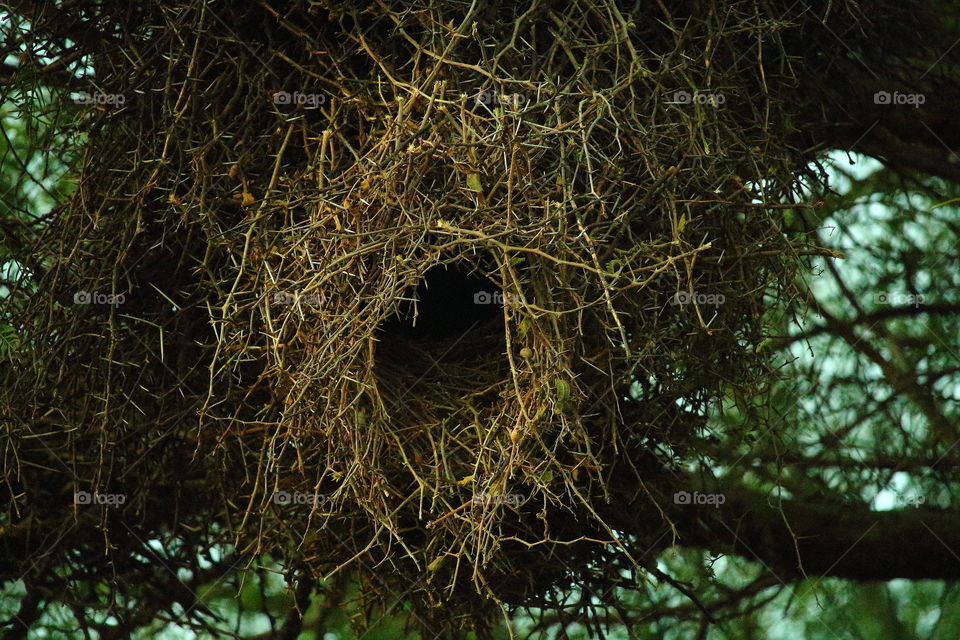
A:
[661, 483, 960, 581]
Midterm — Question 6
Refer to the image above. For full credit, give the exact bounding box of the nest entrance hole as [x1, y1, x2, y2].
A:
[374, 260, 508, 405]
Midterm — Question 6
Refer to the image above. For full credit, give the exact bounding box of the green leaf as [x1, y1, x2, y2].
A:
[466, 172, 482, 192]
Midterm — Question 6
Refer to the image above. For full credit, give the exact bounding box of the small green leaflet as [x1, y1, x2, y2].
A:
[466, 173, 482, 192]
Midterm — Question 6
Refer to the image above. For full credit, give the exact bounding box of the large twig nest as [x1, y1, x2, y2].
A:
[0, 0, 852, 635]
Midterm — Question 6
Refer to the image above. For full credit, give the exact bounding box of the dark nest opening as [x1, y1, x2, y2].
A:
[374, 258, 508, 447]
[381, 260, 505, 341]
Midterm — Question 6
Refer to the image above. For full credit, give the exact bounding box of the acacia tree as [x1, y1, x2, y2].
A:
[1, 1, 959, 638]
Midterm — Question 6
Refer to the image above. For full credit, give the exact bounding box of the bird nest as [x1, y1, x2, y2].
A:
[0, 0, 853, 635]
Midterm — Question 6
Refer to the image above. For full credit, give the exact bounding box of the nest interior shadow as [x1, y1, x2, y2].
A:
[379, 261, 504, 345]
[374, 261, 507, 428]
